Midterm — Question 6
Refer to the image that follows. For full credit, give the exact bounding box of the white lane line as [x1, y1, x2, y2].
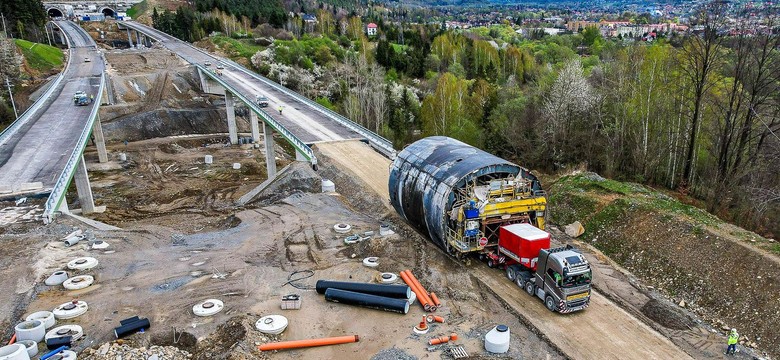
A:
[221, 70, 343, 142]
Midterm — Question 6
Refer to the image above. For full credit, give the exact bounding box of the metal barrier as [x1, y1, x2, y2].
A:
[120, 21, 397, 159]
[43, 74, 105, 223]
[195, 65, 317, 165]
[0, 22, 72, 147]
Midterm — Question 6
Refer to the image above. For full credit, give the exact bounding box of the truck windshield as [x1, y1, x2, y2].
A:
[562, 271, 591, 288]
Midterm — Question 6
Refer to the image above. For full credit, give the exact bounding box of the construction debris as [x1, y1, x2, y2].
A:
[565, 221, 585, 238]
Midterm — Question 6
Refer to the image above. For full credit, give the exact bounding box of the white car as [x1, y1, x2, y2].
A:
[84, 57, 91, 62]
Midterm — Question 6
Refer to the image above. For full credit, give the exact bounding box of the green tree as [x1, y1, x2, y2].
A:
[420, 73, 481, 145]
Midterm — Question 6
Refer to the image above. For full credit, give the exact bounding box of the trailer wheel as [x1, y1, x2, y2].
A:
[487, 259, 495, 268]
[545, 295, 557, 312]
[525, 281, 535, 296]
[515, 276, 524, 288]
[506, 267, 516, 281]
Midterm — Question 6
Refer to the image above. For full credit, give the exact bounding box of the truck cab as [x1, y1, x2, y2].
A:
[497, 223, 591, 313]
[73, 91, 91, 106]
[531, 246, 591, 313]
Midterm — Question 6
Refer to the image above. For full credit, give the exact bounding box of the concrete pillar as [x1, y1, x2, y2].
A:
[225, 92, 238, 145]
[250, 111, 260, 143]
[126, 28, 134, 48]
[197, 68, 210, 93]
[74, 155, 95, 214]
[263, 122, 276, 178]
[92, 114, 108, 163]
[135, 30, 141, 48]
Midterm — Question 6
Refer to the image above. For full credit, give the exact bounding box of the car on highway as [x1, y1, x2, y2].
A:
[256, 95, 269, 107]
[84, 57, 91, 62]
[204, 61, 211, 66]
[216, 64, 224, 69]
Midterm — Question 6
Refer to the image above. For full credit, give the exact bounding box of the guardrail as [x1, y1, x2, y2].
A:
[0, 22, 71, 147]
[195, 65, 317, 166]
[121, 21, 397, 159]
[43, 73, 105, 223]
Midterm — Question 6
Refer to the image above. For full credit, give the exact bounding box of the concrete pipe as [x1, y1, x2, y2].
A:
[324, 288, 409, 314]
[63, 236, 81, 247]
[67, 257, 98, 270]
[0, 344, 29, 360]
[15, 340, 36, 358]
[14, 320, 45, 343]
[53, 301, 88, 319]
[25, 311, 55, 329]
[315, 280, 411, 299]
[44, 325, 83, 342]
[62, 275, 94, 290]
[44, 271, 69, 286]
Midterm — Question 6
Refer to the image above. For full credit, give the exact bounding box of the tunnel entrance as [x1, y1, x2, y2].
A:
[101, 8, 115, 18]
[48, 8, 64, 18]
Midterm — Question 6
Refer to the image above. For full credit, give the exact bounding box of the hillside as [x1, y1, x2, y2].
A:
[14, 39, 63, 74]
[549, 172, 780, 358]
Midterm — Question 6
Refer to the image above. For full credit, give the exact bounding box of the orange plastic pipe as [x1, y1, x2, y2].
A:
[429, 333, 458, 345]
[258, 335, 359, 351]
[7, 334, 15, 345]
[404, 270, 435, 311]
[400, 271, 431, 311]
[430, 292, 442, 307]
[426, 315, 445, 323]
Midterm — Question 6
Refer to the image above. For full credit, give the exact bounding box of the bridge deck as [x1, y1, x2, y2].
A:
[122, 22, 364, 145]
[0, 21, 103, 194]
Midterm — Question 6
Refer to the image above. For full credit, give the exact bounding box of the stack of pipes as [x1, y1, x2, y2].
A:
[400, 270, 442, 312]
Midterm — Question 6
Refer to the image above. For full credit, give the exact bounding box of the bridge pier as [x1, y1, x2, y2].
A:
[263, 122, 276, 178]
[92, 115, 108, 163]
[136, 30, 142, 48]
[74, 155, 95, 214]
[126, 28, 134, 48]
[250, 111, 260, 143]
[226, 92, 238, 145]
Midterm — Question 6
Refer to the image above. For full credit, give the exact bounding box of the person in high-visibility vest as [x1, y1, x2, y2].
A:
[725, 328, 739, 355]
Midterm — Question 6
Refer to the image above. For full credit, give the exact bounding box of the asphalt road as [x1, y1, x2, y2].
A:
[121, 22, 362, 144]
[0, 21, 103, 194]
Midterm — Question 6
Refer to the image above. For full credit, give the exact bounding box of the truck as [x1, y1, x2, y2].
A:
[488, 223, 592, 313]
[73, 91, 91, 106]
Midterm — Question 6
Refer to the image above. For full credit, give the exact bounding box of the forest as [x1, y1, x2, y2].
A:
[241, 2, 780, 236]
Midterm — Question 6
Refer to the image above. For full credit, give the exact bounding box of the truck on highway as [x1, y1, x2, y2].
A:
[73, 91, 91, 106]
[489, 223, 592, 313]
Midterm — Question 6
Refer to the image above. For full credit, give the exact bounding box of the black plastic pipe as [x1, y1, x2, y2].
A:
[46, 336, 72, 350]
[114, 318, 151, 338]
[324, 288, 410, 314]
[316, 280, 411, 299]
[119, 316, 140, 326]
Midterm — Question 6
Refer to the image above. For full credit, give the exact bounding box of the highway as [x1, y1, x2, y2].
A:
[121, 22, 363, 144]
[0, 21, 103, 194]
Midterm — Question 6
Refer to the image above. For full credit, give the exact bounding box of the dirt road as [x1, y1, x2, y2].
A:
[316, 141, 391, 208]
[473, 266, 692, 360]
[324, 142, 694, 360]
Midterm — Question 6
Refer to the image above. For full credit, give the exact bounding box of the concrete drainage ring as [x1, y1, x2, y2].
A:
[333, 223, 352, 234]
[379, 273, 397, 284]
[362, 257, 379, 268]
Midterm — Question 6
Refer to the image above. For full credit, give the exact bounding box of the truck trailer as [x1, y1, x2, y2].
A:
[388, 136, 591, 313]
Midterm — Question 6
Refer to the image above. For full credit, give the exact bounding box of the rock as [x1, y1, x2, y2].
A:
[99, 343, 110, 355]
[565, 221, 585, 238]
[678, 300, 685, 307]
[148, 355, 159, 360]
[721, 325, 731, 331]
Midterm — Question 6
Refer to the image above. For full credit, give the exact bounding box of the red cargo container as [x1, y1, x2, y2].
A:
[498, 223, 551, 271]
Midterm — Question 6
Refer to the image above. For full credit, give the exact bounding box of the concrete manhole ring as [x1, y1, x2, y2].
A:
[362, 257, 379, 268]
[379, 272, 398, 283]
[67, 257, 98, 270]
[333, 223, 352, 234]
[53, 301, 88, 320]
[63, 275, 94, 290]
[45, 325, 83, 342]
[193, 299, 223, 317]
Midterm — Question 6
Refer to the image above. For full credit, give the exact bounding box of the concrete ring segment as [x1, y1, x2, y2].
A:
[363, 257, 379, 267]
[67, 257, 99, 270]
[53, 301, 88, 319]
[63, 275, 94, 290]
[45, 325, 83, 342]
[25, 311, 55, 329]
[193, 299, 223, 316]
